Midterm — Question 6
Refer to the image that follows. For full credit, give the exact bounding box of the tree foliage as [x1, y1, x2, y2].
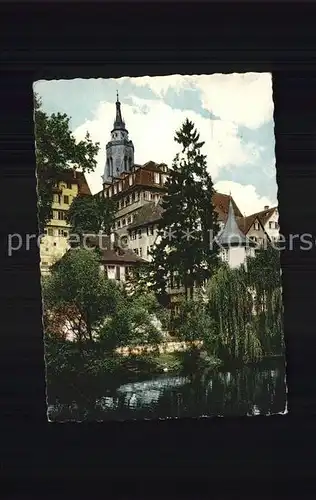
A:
[65, 194, 116, 241]
[42, 248, 121, 343]
[34, 94, 100, 232]
[205, 244, 284, 363]
[148, 119, 220, 301]
[100, 289, 164, 353]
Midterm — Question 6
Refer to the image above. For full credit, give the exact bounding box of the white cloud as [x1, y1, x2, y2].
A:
[125, 73, 274, 129]
[74, 95, 264, 195]
[121, 74, 194, 98]
[214, 180, 275, 216]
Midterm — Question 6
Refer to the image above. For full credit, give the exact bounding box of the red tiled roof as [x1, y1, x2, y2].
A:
[127, 192, 244, 230]
[212, 192, 243, 222]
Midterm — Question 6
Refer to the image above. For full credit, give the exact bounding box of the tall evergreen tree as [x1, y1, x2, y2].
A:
[148, 119, 220, 302]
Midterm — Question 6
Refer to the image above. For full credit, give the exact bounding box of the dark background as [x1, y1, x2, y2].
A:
[1, 2, 316, 497]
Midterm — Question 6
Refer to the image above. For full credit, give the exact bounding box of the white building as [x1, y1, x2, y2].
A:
[216, 198, 256, 269]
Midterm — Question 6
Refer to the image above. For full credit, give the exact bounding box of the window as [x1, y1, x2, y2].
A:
[135, 192, 139, 202]
[147, 245, 153, 255]
[53, 242, 57, 246]
[269, 221, 273, 229]
[144, 192, 148, 200]
[127, 216, 132, 224]
[126, 196, 130, 205]
[66, 182, 72, 189]
[113, 185, 117, 195]
[47, 228, 53, 236]
[64, 195, 69, 204]
[53, 210, 58, 220]
[139, 247, 142, 256]
[221, 249, 228, 261]
[129, 175, 133, 186]
[53, 194, 59, 203]
[115, 266, 120, 281]
[122, 218, 126, 226]
[131, 231, 136, 240]
[134, 248, 139, 255]
[118, 200, 122, 210]
[117, 220, 121, 228]
[150, 193, 154, 200]
[58, 211, 66, 221]
[118, 182, 122, 192]
[138, 229, 142, 239]
[154, 172, 160, 184]
[44, 229, 48, 235]
[149, 226, 154, 235]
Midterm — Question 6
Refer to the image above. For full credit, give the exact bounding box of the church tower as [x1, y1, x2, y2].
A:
[103, 92, 135, 186]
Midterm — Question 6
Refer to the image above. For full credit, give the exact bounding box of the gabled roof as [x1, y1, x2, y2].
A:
[212, 192, 243, 222]
[49, 169, 91, 196]
[128, 201, 164, 231]
[100, 247, 146, 265]
[242, 206, 277, 234]
[85, 234, 146, 264]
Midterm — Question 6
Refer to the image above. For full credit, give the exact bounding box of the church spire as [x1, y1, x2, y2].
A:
[113, 91, 125, 130]
[217, 197, 249, 247]
[103, 94, 135, 185]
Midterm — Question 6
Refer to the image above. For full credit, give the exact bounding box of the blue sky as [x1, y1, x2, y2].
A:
[34, 73, 276, 216]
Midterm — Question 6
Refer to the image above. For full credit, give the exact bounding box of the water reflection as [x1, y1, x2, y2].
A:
[47, 359, 286, 421]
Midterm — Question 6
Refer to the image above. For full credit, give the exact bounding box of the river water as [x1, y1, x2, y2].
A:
[47, 358, 286, 421]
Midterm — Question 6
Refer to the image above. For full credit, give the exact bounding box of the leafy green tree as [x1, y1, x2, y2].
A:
[42, 248, 121, 344]
[34, 94, 100, 232]
[245, 244, 283, 354]
[100, 290, 164, 353]
[207, 264, 262, 363]
[148, 119, 220, 301]
[174, 298, 215, 348]
[65, 194, 116, 243]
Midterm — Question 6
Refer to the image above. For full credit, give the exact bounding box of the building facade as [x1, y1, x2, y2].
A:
[40, 170, 90, 275]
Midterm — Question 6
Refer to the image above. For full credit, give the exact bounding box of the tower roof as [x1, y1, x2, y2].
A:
[113, 91, 126, 131]
[216, 197, 255, 247]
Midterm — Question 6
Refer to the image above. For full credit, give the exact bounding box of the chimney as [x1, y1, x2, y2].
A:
[264, 205, 269, 210]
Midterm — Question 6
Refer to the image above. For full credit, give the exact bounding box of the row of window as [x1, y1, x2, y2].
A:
[130, 225, 156, 240]
[44, 228, 69, 237]
[253, 221, 279, 231]
[106, 172, 162, 197]
[55, 182, 73, 190]
[133, 246, 153, 257]
[52, 210, 67, 221]
[53, 194, 71, 205]
[115, 191, 160, 211]
[105, 265, 133, 281]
